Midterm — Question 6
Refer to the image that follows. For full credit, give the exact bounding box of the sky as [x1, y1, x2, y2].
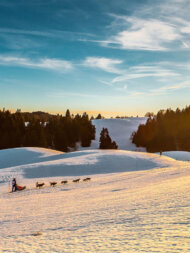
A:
[0, 0, 190, 117]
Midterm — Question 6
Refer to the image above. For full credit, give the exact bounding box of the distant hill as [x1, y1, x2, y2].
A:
[0, 147, 178, 181]
[21, 111, 57, 121]
[78, 117, 147, 151]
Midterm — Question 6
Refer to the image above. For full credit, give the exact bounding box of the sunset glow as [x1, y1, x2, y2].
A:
[1, 0, 190, 115]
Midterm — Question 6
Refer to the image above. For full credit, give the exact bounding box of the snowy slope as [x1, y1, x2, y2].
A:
[78, 117, 147, 151]
[0, 147, 190, 252]
[0, 128, 190, 252]
[162, 151, 190, 161]
[0, 147, 63, 170]
[0, 147, 187, 185]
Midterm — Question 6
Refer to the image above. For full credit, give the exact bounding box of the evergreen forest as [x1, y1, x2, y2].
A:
[132, 106, 190, 152]
[0, 109, 95, 152]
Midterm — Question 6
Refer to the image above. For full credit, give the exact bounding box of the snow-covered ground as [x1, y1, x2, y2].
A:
[78, 117, 147, 151]
[0, 147, 190, 252]
[161, 151, 190, 161]
[0, 147, 186, 184]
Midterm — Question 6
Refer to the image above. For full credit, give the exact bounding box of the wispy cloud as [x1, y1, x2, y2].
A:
[0, 27, 95, 39]
[0, 28, 95, 50]
[153, 81, 190, 93]
[81, 0, 190, 51]
[0, 28, 53, 37]
[130, 80, 190, 97]
[111, 64, 180, 83]
[0, 33, 43, 50]
[0, 55, 73, 72]
[82, 57, 123, 74]
[98, 61, 189, 95]
[105, 17, 180, 51]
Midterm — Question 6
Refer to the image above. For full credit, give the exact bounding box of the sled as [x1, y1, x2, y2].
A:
[16, 185, 26, 191]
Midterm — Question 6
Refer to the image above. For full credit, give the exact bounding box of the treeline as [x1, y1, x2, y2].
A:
[21, 111, 56, 122]
[0, 109, 95, 151]
[132, 106, 190, 152]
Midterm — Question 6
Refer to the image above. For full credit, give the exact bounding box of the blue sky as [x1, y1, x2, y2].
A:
[0, 0, 190, 117]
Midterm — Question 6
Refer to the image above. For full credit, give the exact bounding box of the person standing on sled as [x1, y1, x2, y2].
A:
[12, 178, 17, 192]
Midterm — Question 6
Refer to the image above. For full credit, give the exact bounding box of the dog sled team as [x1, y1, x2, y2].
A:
[10, 177, 91, 192]
[36, 177, 91, 188]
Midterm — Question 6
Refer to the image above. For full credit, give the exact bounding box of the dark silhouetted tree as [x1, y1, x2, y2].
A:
[99, 128, 118, 149]
[96, 114, 103, 119]
[65, 109, 71, 118]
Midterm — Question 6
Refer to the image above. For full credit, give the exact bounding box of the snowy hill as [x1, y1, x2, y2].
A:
[0, 147, 172, 181]
[1, 118, 190, 252]
[0, 147, 190, 252]
[0, 147, 189, 185]
[161, 151, 190, 161]
[78, 117, 147, 151]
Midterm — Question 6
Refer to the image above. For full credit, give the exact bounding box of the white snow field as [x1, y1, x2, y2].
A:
[162, 151, 190, 161]
[78, 117, 147, 151]
[0, 147, 190, 252]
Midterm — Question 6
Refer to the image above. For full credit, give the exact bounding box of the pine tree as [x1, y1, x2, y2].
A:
[65, 109, 71, 118]
[99, 128, 118, 149]
[96, 114, 102, 119]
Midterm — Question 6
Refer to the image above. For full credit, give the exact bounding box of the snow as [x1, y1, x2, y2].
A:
[78, 117, 147, 151]
[0, 147, 63, 170]
[1, 118, 190, 252]
[0, 147, 185, 184]
[161, 151, 190, 161]
[0, 147, 190, 252]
